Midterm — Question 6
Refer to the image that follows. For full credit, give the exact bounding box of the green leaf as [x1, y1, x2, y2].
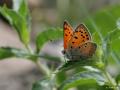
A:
[104, 28, 120, 54]
[84, 5, 120, 49]
[36, 28, 63, 52]
[59, 71, 106, 90]
[32, 78, 53, 90]
[84, 5, 120, 65]
[18, 0, 29, 18]
[100, 85, 115, 90]
[58, 57, 99, 72]
[56, 71, 67, 85]
[0, 47, 29, 60]
[116, 74, 120, 85]
[0, 47, 14, 59]
[0, 4, 30, 45]
[111, 52, 120, 68]
[40, 54, 61, 62]
[18, 0, 31, 30]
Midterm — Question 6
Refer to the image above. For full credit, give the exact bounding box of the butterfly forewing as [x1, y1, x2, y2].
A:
[68, 24, 91, 49]
[75, 24, 91, 41]
[63, 21, 73, 49]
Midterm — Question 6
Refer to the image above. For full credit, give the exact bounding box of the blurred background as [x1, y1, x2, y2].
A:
[0, 0, 120, 90]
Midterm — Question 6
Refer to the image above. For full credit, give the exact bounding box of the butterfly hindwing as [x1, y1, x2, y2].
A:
[77, 42, 97, 59]
[65, 42, 97, 60]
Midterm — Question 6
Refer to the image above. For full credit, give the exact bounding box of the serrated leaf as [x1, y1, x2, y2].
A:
[59, 71, 106, 90]
[32, 78, 53, 90]
[36, 28, 63, 52]
[0, 5, 30, 45]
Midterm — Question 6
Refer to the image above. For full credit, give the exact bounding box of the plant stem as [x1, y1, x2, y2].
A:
[25, 44, 33, 54]
[35, 60, 51, 77]
[24, 44, 51, 77]
[103, 68, 119, 90]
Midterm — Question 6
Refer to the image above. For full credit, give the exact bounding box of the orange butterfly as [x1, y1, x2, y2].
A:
[63, 21, 97, 60]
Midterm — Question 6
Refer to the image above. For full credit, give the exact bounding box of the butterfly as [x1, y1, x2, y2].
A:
[62, 21, 97, 60]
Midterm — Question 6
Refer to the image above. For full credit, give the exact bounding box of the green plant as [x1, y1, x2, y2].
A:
[0, 0, 120, 90]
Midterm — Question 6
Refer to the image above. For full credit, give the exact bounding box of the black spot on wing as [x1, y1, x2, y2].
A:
[82, 40, 85, 42]
[72, 42, 75, 44]
[74, 36, 78, 39]
[86, 37, 89, 40]
[65, 34, 68, 36]
[82, 36, 85, 38]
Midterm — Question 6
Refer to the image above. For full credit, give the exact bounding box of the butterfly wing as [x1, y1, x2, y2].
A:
[68, 24, 91, 49]
[63, 22, 96, 60]
[78, 42, 97, 59]
[65, 42, 96, 60]
[63, 21, 73, 49]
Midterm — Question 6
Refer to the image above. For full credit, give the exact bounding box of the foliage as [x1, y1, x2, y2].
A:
[0, 0, 120, 90]
[0, 0, 30, 45]
[36, 28, 63, 52]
